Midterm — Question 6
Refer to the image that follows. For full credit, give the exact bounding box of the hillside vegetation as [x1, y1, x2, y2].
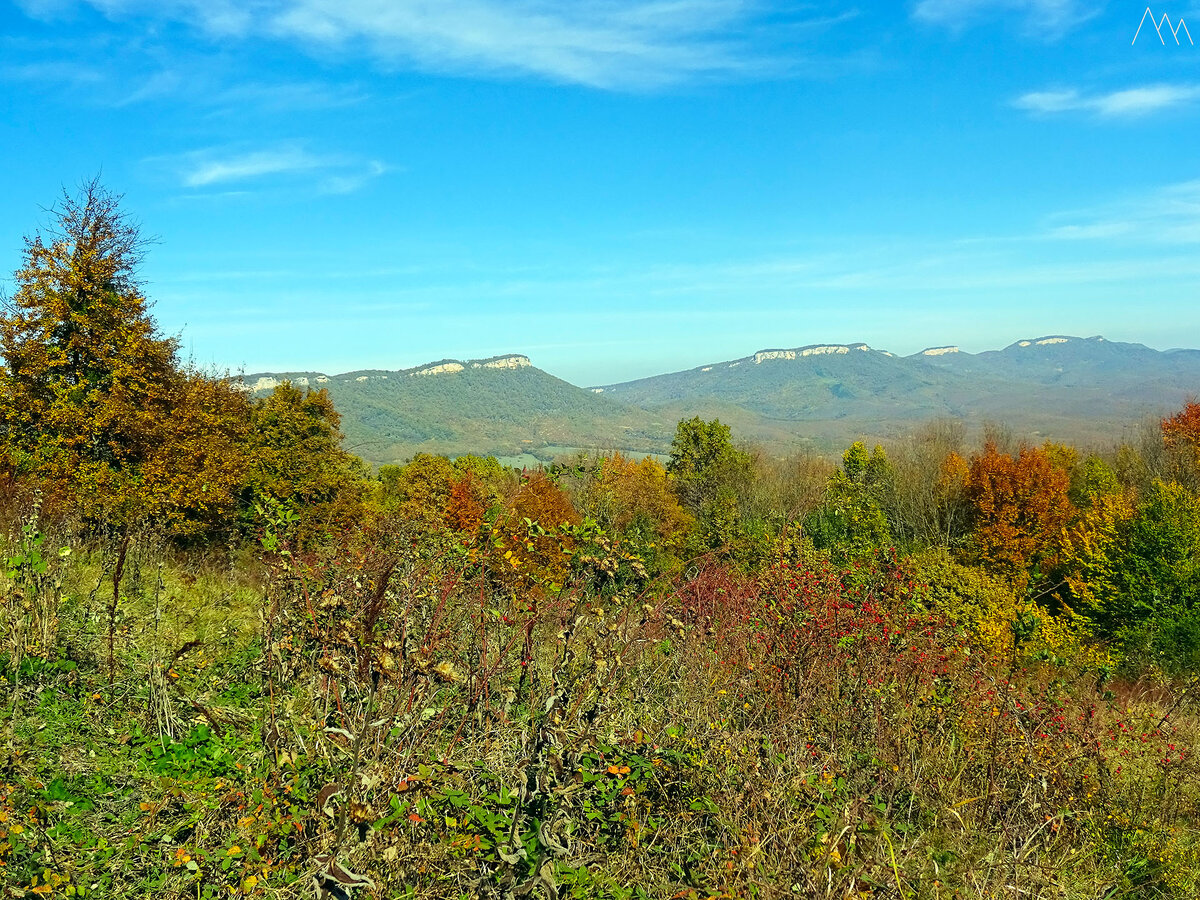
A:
[244, 363, 672, 467]
[246, 336, 1200, 466]
[595, 339, 1200, 452]
[3, 184, 1200, 900]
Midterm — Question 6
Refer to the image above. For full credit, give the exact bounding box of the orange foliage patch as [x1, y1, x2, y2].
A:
[963, 442, 1074, 583]
[1163, 401, 1200, 464]
[487, 472, 581, 594]
[444, 472, 487, 536]
[594, 452, 692, 542]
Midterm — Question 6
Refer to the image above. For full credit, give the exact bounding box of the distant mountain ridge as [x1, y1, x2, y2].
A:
[245, 336, 1200, 465]
[243, 353, 536, 394]
[595, 334, 1200, 450]
[242, 354, 673, 467]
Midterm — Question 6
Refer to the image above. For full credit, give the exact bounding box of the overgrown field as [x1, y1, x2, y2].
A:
[2, 492, 1199, 899]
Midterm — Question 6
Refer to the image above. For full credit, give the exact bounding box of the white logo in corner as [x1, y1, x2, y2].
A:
[1134, 8, 1194, 44]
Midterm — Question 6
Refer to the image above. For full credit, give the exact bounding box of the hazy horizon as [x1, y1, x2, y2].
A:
[232, 331, 1197, 389]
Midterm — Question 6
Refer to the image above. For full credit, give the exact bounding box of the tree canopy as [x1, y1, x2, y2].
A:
[666, 416, 752, 514]
[0, 181, 250, 534]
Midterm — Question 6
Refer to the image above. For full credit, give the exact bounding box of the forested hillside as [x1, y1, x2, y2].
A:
[595, 338, 1200, 451]
[4, 185, 1200, 899]
[243, 361, 672, 466]
[246, 337, 1200, 465]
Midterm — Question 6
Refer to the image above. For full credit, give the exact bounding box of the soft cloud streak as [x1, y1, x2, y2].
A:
[319, 160, 389, 195]
[1014, 83, 1200, 117]
[182, 147, 326, 187]
[160, 145, 388, 193]
[208, 80, 370, 112]
[0, 59, 105, 86]
[267, 0, 779, 87]
[1045, 180, 1200, 244]
[17, 0, 849, 89]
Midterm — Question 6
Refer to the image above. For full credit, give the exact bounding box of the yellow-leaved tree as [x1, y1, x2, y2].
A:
[0, 180, 250, 535]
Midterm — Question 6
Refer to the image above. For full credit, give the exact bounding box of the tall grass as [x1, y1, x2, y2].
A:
[1, 510, 1198, 899]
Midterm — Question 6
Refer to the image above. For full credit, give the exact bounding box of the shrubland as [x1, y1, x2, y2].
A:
[2, 185, 1200, 898]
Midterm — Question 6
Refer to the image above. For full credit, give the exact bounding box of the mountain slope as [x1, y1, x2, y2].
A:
[908, 335, 1200, 388]
[595, 336, 1200, 448]
[244, 355, 672, 466]
[245, 337, 1200, 465]
[596, 343, 978, 421]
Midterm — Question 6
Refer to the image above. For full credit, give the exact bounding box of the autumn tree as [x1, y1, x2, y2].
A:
[579, 452, 693, 546]
[444, 455, 513, 536]
[137, 373, 251, 536]
[377, 453, 509, 538]
[1162, 401, 1200, 491]
[244, 382, 366, 544]
[962, 442, 1074, 584]
[1040, 441, 1078, 481]
[0, 180, 249, 534]
[444, 470, 488, 536]
[1069, 454, 1123, 508]
[1163, 401, 1200, 459]
[378, 453, 457, 526]
[1059, 490, 1136, 618]
[489, 471, 580, 593]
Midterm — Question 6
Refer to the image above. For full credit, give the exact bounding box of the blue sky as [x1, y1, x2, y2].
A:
[2, 0, 1199, 385]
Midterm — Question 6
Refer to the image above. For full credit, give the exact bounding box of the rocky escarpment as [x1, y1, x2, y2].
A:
[243, 354, 532, 393]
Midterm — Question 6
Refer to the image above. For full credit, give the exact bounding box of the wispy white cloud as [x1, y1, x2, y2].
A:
[17, 0, 854, 90]
[181, 147, 324, 187]
[319, 160, 390, 195]
[65, 0, 257, 35]
[157, 144, 388, 193]
[1045, 222, 1132, 240]
[2, 48, 370, 115]
[1044, 180, 1200, 243]
[1014, 83, 1200, 117]
[266, 0, 783, 88]
[912, 0, 1097, 37]
[115, 69, 183, 105]
[116, 67, 370, 111]
[12, 0, 83, 20]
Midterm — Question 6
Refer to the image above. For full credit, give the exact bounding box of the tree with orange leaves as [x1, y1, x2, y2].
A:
[962, 442, 1075, 584]
[0, 179, 251, 535]
[444, 471, 488, 536]
[1163, 401, 1200, 468]
[487, 471, 580, 594]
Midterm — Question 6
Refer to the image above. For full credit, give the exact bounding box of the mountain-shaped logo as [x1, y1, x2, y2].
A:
[1133, 7, 1194, 44]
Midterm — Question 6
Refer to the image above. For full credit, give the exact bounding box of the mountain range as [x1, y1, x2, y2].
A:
[242, 355, 673, 467]
[243, 336, 1200, 466]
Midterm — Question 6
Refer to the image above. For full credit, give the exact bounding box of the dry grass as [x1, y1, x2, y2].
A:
[2, 518, 1199, 900]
